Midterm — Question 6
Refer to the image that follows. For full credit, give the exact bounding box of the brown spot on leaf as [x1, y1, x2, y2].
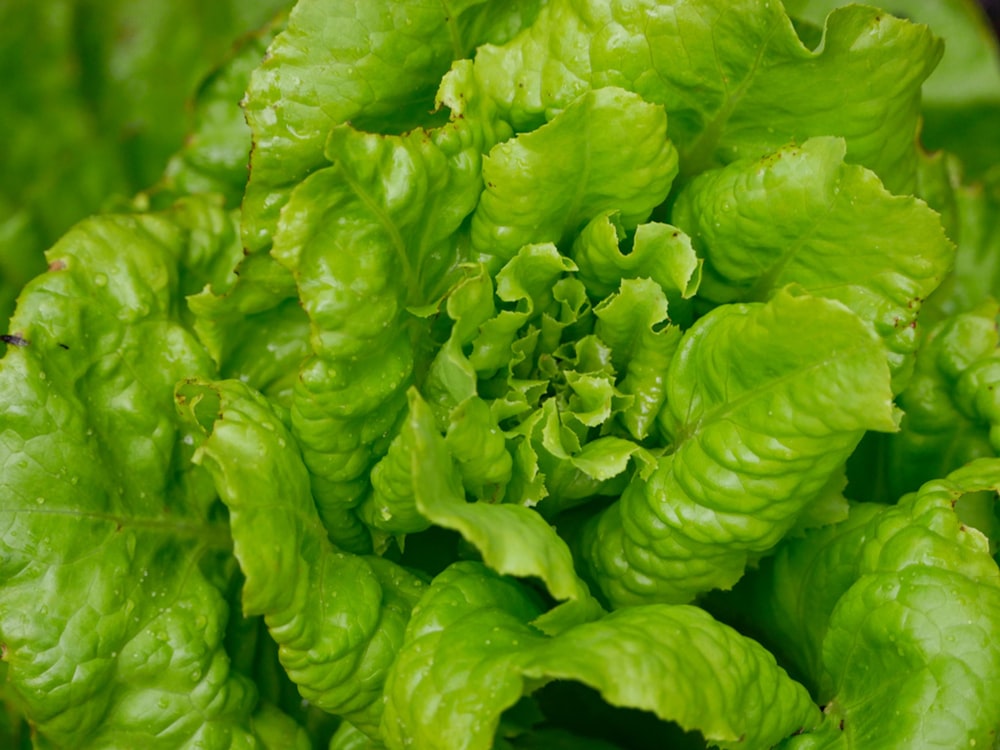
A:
[1, 334, 29, 347]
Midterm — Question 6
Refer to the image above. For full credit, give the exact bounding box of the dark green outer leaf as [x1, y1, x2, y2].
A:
[732, 459, 1000, 749]
[0, 202, 302, 748]
[178, 378, 427, 737]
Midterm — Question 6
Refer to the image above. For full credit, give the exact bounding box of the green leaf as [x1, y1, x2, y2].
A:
[406, 390, 604, 632]
[788, 0, 1000, 177]
[671, 136, 955, 389]
[0, 206, 297, 747]
[471, 0, 940, 192]
[820, 567, 1000, 748]
[471, 87, 678, 268]
[578, 290, 898, 607]
[922, 165, 1000, 322]
[178, 378, 427, 737]
[154, 23, 284, 208]
[521, 605, 819, 750]
[382, 562, 818, 750]
[269, 115, 487, 551]
[572, 213, 702, 327]
[241, 0, 540, 252]
[593, 278, 683, 441]
[726, 459, 1000, 749]
[882, 303, 1000, 498]
[188, 251, 310, 411]
[380, 563, 548, 750]
[445, 396, 514, 499]
[329, 721, 386, 749]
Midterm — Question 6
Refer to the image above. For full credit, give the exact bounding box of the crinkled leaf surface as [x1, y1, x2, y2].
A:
[883, 304, 1000, 497]
[269, 115, 486, 551]
[0, 202, 305, 748]
[726, 459, 1000, 749]
[470, 86, 679, 268]
[382, 562, 818, 750]
[177, 378, 426, 737]
[241, 0, 541, 252]
[470, 0, 940, 192]
[671, 136, 954, 388]
[188, 250, 310, 412]
[578, 290, 898, 607]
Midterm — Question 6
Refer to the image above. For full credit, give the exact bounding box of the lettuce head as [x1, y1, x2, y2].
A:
[2, 1, 1000, 748]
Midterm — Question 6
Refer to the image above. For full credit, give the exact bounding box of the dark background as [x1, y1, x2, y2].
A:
[984, 0, 1000, 33]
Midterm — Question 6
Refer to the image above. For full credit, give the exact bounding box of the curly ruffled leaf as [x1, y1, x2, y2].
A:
[572, 212, 702, 327]
[177, 378, 426, 737]
[242, 0, 540, 252]
[381, 562, 818, 750]
[468, 244, 577, 378]
[470, 0, 940, 193]
[593, 278, 683, 441]
[671, 136, 955, 390]
[270, 116, 487, 551]
[0, 202, 303, 748]
[470, 86, 678, 269]
[578, 290, 898, 607]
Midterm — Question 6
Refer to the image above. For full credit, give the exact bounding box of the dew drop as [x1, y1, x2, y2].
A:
[94, 274, 108, 287]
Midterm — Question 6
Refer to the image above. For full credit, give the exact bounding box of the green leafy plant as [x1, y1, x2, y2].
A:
[2, 1, 999, 748]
